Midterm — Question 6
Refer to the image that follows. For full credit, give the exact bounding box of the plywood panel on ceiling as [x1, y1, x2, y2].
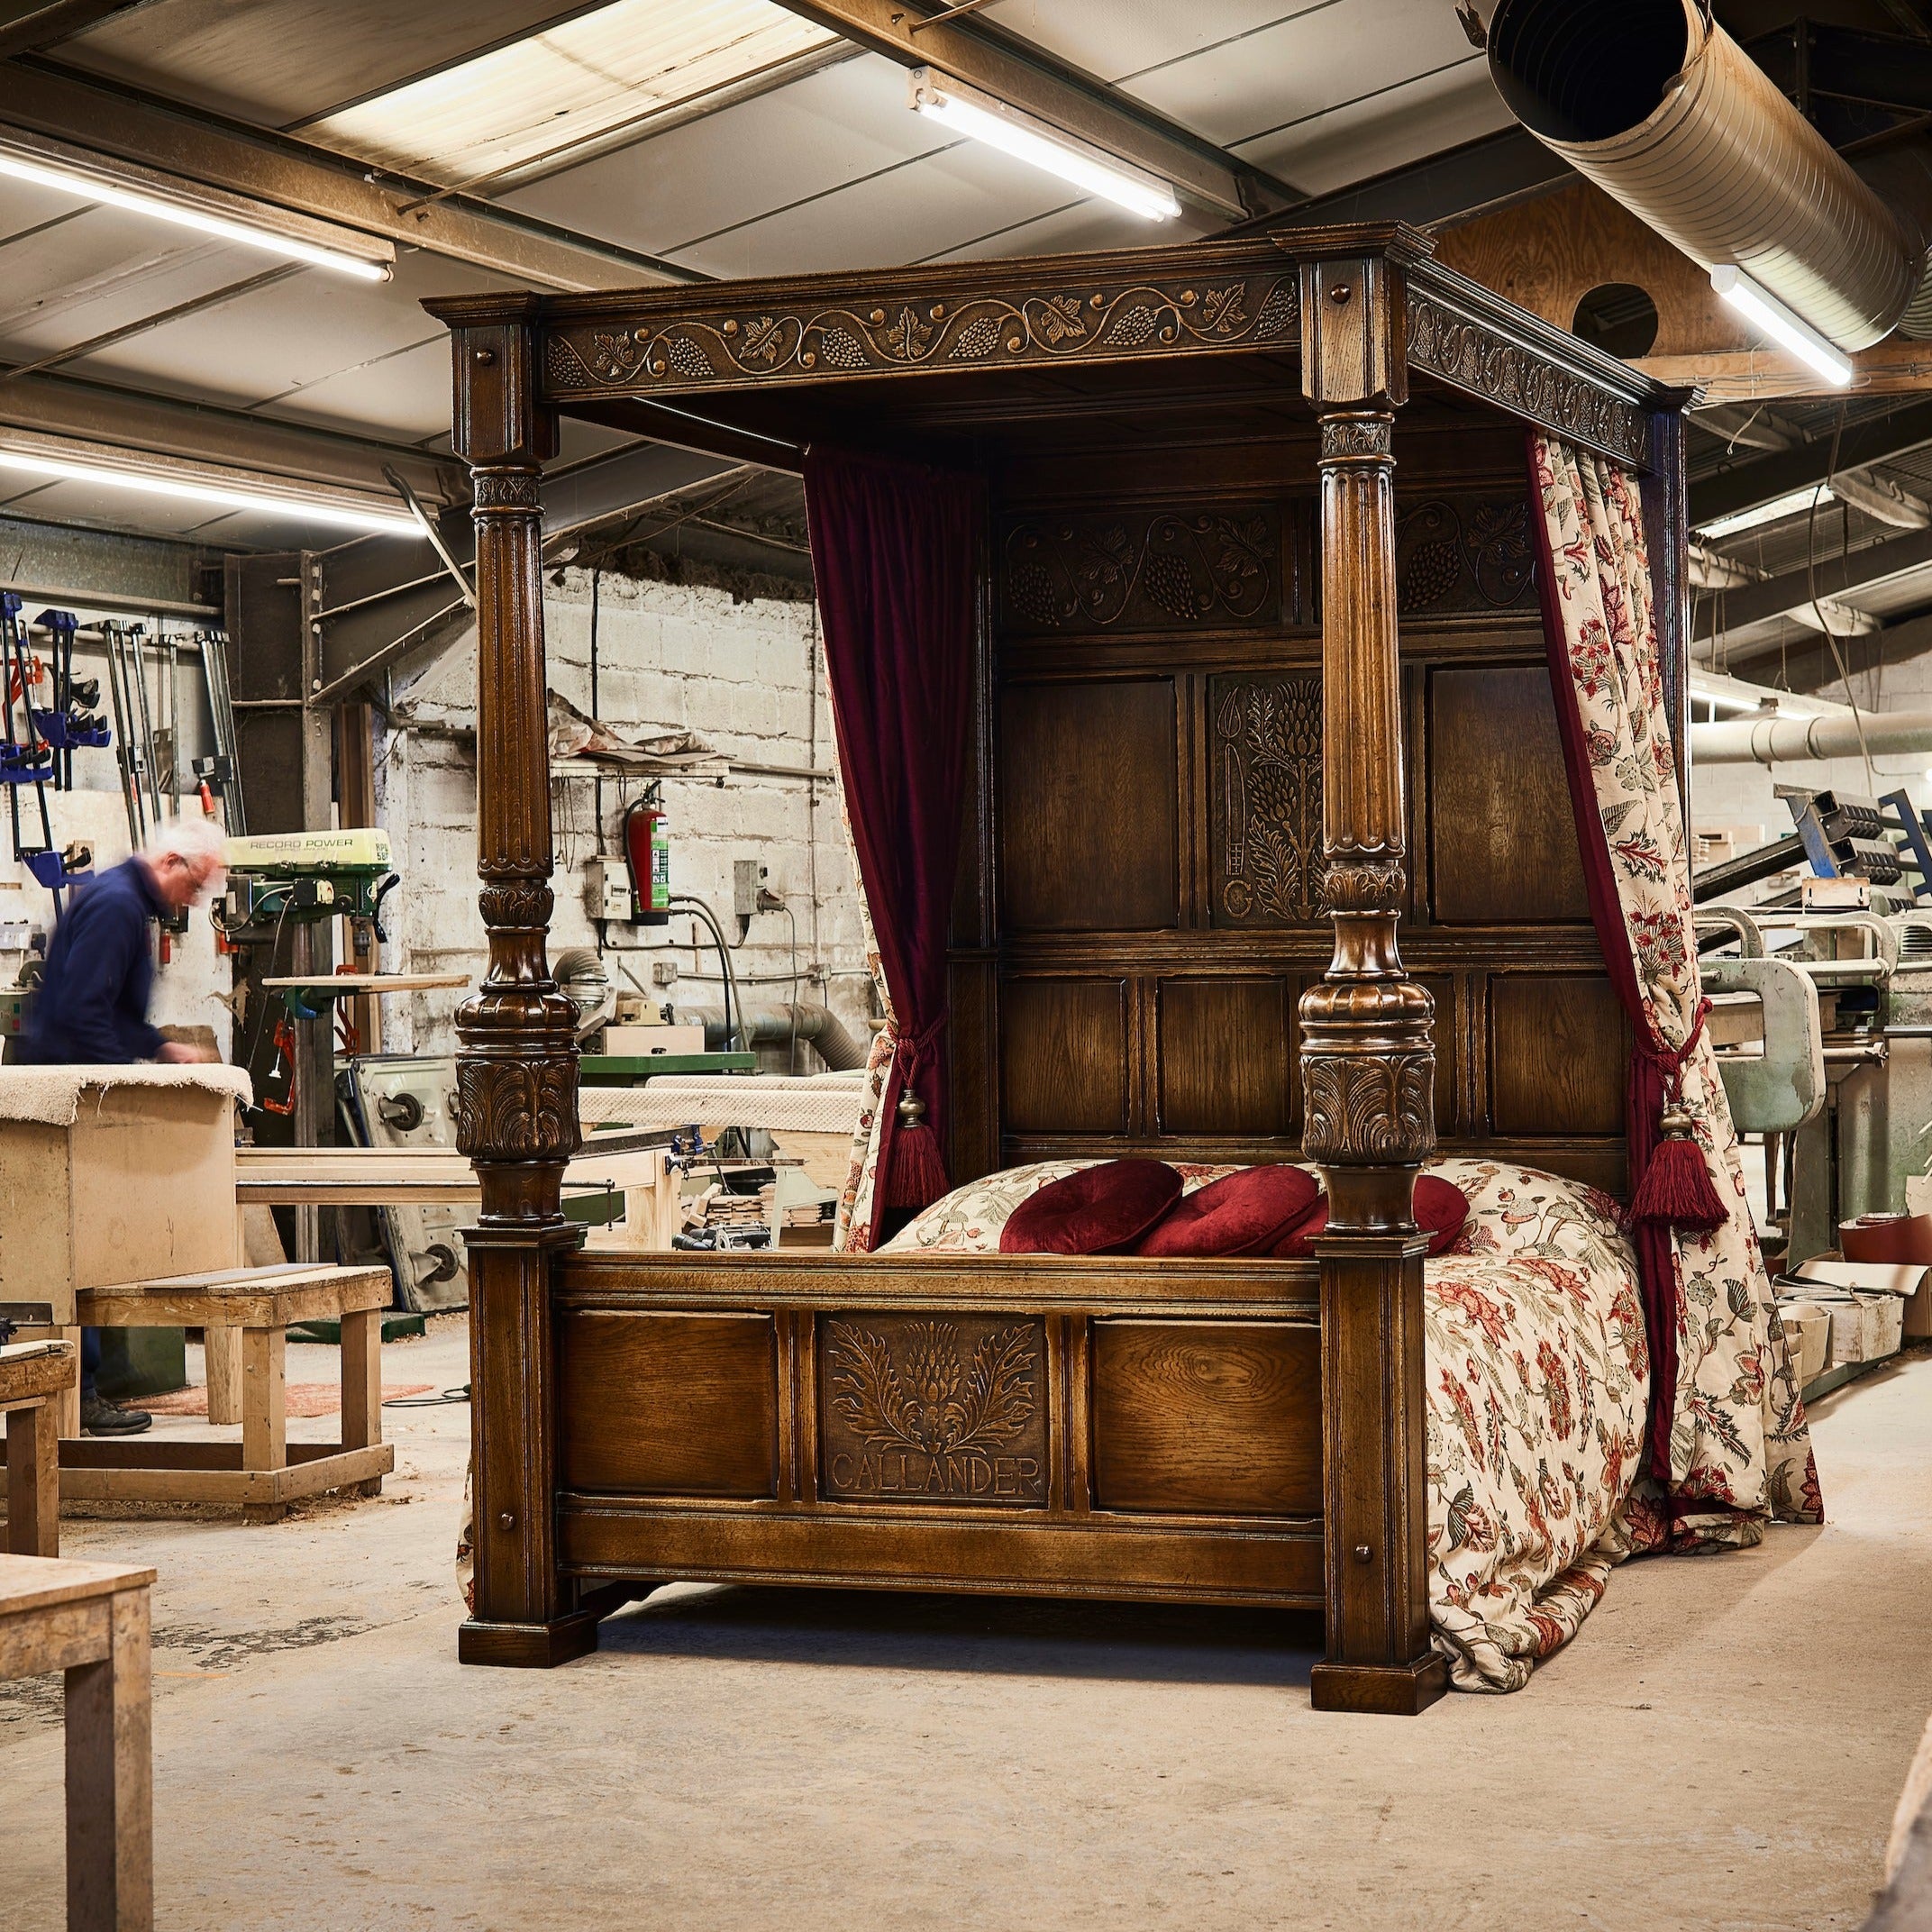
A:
[1428, 665, 1590, 925]
[999, 978, 1127, 1136]
[1155, 976, 1294, 1138]
[999, 679, 1178, 933]
[1489, 973, 1626, 1137]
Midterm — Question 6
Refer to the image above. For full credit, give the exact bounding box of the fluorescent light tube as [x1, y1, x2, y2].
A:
[0, 148, 390, 282]
[909, 68, 1180, 221]
[1709, 266, 1854, 387]
[1696, 481, 1836, 541]
[0, 451, 422, 534]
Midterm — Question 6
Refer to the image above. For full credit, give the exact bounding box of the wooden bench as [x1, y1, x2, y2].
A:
[3, 1338, 76, 1556]
[0, 1554, 154, 1931]
[64, 1263, 395, 1525]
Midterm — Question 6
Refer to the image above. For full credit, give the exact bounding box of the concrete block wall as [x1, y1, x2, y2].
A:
[376, 568, 875, 1062]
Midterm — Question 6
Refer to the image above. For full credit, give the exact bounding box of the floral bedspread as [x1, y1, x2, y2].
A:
[883, 1155, 1650, 1692]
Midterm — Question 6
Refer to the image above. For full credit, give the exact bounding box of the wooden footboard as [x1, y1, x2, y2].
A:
[549, 1250, 1324, 1608]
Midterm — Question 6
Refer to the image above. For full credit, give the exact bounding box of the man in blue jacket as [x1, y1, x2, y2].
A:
[17, 815, 227, 1435]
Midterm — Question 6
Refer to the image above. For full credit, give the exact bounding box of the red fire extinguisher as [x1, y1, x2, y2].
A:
[622, 792, 670, 926]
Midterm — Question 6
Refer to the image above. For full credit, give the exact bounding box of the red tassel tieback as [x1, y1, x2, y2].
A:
[1629, 1103, 1728, 1234]
[882, 1089, 949, 1211]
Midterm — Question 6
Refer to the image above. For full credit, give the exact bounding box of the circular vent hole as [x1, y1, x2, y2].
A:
[1572, 284, 1661, 359]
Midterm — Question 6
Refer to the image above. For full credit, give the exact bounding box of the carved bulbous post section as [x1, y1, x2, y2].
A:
[1298, 251, 1446, 1716]
[441, 311, 594, 1668]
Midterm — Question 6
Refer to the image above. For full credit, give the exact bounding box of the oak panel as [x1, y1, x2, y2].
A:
[1000, 977, 1128, 1135]
[1489, 973, 1627, 1136]
[560, 1312, 777, 1499]
[1428, 666, 1590, 924]
[1156, 975, 1294, 1137]
[999, 679, 1178, 932]
[1091, 1320, 1321, 1516]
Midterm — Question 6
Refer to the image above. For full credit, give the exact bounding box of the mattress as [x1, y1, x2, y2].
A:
[883, 1155, 1650, 1693]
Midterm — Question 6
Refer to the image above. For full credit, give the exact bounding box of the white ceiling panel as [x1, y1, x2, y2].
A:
[984, 1, 1346, 93]
[504, 55, 938, 257]
[51, 0, 611, 130]
[67, 250, 521, 433]
[663, 134, 1164, 280]
[1239, 59, 1508, 194]
[298, 0, 834, 189]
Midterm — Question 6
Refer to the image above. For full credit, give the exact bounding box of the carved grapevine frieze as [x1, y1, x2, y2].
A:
[1396, 497, 1536, 615]
[820, 1316, 1047, 1505]
[1406, 292, 1649, 466]
[1319, 413, 1393, 460]
[1001, 506, 1278, 633]
[543, 273, 1300, 395]
[471, 469, 542, 511]
[1300, 1053, 1436, 1164]
[1213, 675, 1326, 925]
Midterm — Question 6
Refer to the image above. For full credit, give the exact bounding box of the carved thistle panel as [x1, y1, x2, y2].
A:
[1396, 497, 1536, 615]
[999, 505, 1281, 633]
[1211, 675, 1326, 926]
[820, 1314, 1047, 1507]
[542, 270, 1299, 397]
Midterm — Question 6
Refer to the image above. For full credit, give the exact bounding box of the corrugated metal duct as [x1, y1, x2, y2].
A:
[1486, 0, 1930, 350]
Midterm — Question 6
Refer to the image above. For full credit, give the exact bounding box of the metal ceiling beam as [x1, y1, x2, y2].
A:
[0, 362, 462, 504]
[1692, 522, 1932, 641]
[0, 59, 704, 290]
[0, 1, 142, 58]
[1690, 397, 1932, 527]
[1259, 128, 1573, 232]
[765, 0, 1290, 220]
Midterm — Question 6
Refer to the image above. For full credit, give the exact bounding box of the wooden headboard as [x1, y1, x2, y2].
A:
[946, 413, 1632, 1198]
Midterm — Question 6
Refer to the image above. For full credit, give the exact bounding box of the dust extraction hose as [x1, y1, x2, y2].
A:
[1486, 0, 1929, 349]
[675, 1002, 870, 1071]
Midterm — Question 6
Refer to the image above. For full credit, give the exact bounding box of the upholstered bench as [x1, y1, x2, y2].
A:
[2, 1337, 77, 1555]
[64, 1262, 394, 1524]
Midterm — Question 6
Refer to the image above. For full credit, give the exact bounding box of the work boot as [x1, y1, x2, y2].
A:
[80, 1394, 152, 1436]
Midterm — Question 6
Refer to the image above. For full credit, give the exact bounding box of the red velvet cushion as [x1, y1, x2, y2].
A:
[1135, 1164, 1320, 1258]
[1000, 1160, 1183, 1255]
[1272, 1175, 1472, 1258]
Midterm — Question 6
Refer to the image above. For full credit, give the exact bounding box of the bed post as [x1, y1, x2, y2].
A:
[1298, 242, 1447, 1716]
[444, 300, 588, 1668]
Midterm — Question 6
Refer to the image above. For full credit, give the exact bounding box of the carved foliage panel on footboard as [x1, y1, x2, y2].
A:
[964, 466, 1629, 1196]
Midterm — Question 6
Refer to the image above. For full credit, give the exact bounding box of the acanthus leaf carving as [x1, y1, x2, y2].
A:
[1405, 291, 1648, 467]
[1300, 1053, 1436, 1165]
[455, 1058, 580, 1163]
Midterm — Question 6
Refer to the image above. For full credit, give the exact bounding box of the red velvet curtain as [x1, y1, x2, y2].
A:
[805, 446, 981, 1217]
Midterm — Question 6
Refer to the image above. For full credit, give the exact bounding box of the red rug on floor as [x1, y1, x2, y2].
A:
[142, 1384, 433, 1419]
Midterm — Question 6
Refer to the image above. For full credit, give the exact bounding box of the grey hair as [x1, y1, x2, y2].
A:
[142, 814, 228, 868]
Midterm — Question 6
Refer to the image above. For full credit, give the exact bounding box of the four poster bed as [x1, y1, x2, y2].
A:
[425, 222, 1817, 1714]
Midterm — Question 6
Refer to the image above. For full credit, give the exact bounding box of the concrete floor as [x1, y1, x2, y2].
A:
[3, 1320, 1927, 1932]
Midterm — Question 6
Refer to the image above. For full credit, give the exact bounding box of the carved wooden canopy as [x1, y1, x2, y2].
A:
[424, 223, 1682, 473]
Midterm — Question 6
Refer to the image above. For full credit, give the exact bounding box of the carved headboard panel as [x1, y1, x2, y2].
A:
[947, 426, 1631, 1198]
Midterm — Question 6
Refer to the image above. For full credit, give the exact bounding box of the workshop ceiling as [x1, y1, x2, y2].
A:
[3, 0, 1932, 688]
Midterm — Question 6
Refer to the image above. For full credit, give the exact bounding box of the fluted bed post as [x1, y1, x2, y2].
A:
[1297, 247, 1446, 1715]
[443, 302, 590, 1667]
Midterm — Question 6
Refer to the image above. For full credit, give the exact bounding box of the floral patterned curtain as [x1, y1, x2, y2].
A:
[1528, 433, 1820, 1547]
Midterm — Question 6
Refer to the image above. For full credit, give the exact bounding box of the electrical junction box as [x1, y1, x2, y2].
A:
[734, 859, 767, 921]
[584, 858, 635, 923]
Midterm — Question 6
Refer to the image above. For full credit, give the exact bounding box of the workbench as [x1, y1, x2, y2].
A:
[3, 1337, 74, 1555]
[65, 1262, 393, 1524]
[0, 1553, 153, 1931]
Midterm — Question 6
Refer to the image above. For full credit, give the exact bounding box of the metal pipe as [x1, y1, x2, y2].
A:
[1487, 0, 1926, 349]
[673, 1001, 870, 1071]
[1690, 706, 1932, 762]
